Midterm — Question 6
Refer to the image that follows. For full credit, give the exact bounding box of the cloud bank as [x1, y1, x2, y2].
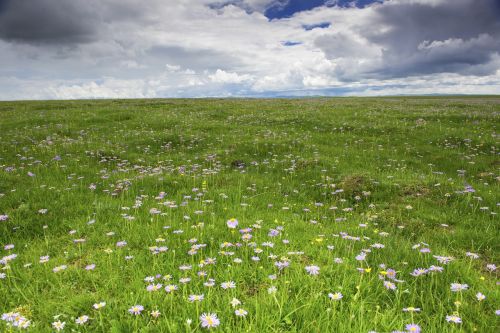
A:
[0, 0, 499, 99]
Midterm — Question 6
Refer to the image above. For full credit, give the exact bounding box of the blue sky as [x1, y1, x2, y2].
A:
[264, 0, 383, 19]
[0, 0, 499, 100]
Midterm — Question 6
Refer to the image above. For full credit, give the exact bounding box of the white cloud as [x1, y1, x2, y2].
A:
[0, 0, 498, 99]
[209, 69, 253, 84]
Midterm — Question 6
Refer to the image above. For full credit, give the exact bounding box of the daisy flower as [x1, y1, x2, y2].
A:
[450, 283, 468, 292]
[52, 320, 65, 331]
[328, 292, 343, 301]
[476, 292, 486, 301]
[221, 281, 236, 289]
[188, 294, 204, 302]
[305, 265, 320, 275]
[227, 218, 238, 228]
[235, 309, 248, 317]
[200, 313, 220, 329]
[128, 305, 144, 315]
[446, 315, 462, 324]
[230, 298, 241, 307]
[383, 280, 397, 290]
[93, 302, 106, 310]
[75, 315, 89, 325]
[147, 283, 163, 292]
[405, 323, 421, 333]
[165, 284, 178, 293]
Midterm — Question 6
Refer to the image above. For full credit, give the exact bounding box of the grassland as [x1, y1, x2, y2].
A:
[0, 97, 499, 332]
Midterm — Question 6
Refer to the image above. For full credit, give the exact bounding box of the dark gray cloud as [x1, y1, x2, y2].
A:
[315, 0, 500, 79]
[0, 0, 100, 44]
[315, 32, 370, 59]
[363, 0, 500, 78]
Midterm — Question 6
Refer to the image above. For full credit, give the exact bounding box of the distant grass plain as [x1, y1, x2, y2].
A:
[0, 97, 499, 332]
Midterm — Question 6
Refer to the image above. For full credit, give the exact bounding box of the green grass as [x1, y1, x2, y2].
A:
[0, 97, 499, 332]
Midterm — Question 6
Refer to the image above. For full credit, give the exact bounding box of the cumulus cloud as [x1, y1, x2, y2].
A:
[0, 0, 499, 99]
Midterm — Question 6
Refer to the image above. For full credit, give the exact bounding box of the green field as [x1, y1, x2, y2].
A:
[0, 97, 499, 332]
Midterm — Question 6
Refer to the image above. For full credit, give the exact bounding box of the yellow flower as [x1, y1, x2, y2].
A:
[364, 267, 372, 273]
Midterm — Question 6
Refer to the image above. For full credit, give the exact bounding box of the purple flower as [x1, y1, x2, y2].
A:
[405, 323, 421, 333]
[410, 268, 428, 277]
[128, 305, 144, 315]
[116, 241, 127, 247]
[226, 218, 238, 228]
[450, 283, 468, 292]
[268, 229, 279, 237]
[305, 265, 320, 275]
[445, 315, 462, 324]
[0, 215, 8, 221]
[383, 280, 397, 290]
[200, 313, 220, 329]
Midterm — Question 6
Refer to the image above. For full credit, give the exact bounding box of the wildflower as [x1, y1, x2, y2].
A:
[0, 273, 5, 279]
[188, 294, 204, 302]
[116, 241, 127, 247]
[305, 265, 320, 275]
[147, 283, 163, 292]
[204, 279, 216, 287]
[128, 305, 144, 315]
[433, 255, 454, 264]
[200, 313, 220, 329]
[355, 252, 366, 261]
[151, 310, 161, 318]
[75, 315, 89, 325]
[405, 324, 421, 333]
[428, 265, 444, 272]
[165, 284, 178, 293]
[0, 215, 8, 221]
[410, 268, 428, 277]
[403, 307, 421, 312]
[93, 302, 106, 310]
[268, 286, 277, 294]
[476, 292, 486, 301]
[52, 320, 65, 331]
[386, 269, 397, 279]
[383, 280, 397, 290]
[486, 264, 497, 271]
[230, 298, 241, 307]
[40, 256, 50, 264]
[85, 264, 96, 271]
[328, 292, 343, 301]
[221, 281, 236, 289]
[235, 309, 248, 317]
[53, 265, 67, 273]
[445, 315, 462, 324]
[267, 229, 279, 238]
[227, 218, 238, 228]
[450, 283, 468, 292]
[465, 252, 479, 259]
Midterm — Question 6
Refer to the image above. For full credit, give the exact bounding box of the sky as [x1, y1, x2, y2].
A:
[0, 0, 499, 100]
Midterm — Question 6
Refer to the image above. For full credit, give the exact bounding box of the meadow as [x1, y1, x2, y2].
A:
[0, 97, 498, 332]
